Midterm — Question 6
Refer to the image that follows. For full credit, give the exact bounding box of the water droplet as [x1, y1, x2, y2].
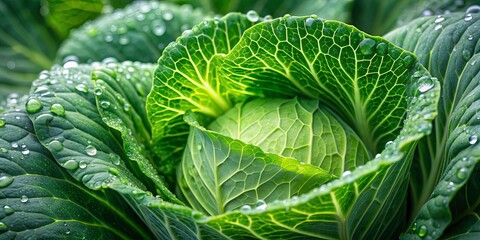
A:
[38, 70, 50, 80]
[469, 134, 478, 144]
[422, 9, 433, 16]
[467, 35, 474, 41]
[434, 16, 445, 23]
[50, 103, 66, 116]
[109, 153, 121, 165]
[94, 87, 103, 96]
[163, 11, 173, 21]
[462, 50, 471, 60]
[255, 199, 268, 211]
[0, 147, 7, 153]
[21, 148, 29, 155]
[26, 98, 43, 113]
[412, 222, 417, 231]
[87, 26, 98, 37]
[49, 140, 64, 152]
[375, 42, 388, 56]
[7, 61, 15, 70]
[342, 170, 352, 177]
[79, 161, 87, 169]
[246, 10, 259, 22]
[385, 141, 394, 147]
[123, 103, 131, 112]
[108, 168, 119, 176]
[100, 101, 111, 109]
[75, 84, 88, 93]
[20, 195, 29, 203]
[418, 225, 427, 237]
[305, 17, 317, 27]
[119, 36, 129, 45]
[240, 204, 251, 211]
[151, 20, 166, 36]
[104, 34, 113, 42]
[402, 55, 415, 69]
[464, 13, 473, 21]
[434, 24, 442, 31]
[11, 142, 18, 148]
[0, 173, 14, 188]
[456, 167, 468, 180]
[358, 38, 376, 56]
[85, 145, 97, 156]
[65, 229, 71, 235]
[0, 118, 5, 127]
[3, 205, 14, 215]
[418, 77, 434, 93]
[466, 5, 480, 14]
[63, 160, 79, 170]
[0, 222, 7, 232]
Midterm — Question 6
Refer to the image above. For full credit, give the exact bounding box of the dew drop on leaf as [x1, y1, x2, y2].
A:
[0, 173, 14, 188]
[151, 20, 166, 36]
[358, 38, 376, 56]
[418, 225, 427, 237]
[0, 147, 7, 153]
[418, 77, 434, 93]
[21, 148, 29, 155]
[63, 159, 79, 170]
[342, 170, 352, 176]
[467, 35, 474, 41]
[50, 103, 66, 116]
[434, 24, 442, 31]
[240, 204, 251, 212]
[456, 167, 468, 180]
[255, 199, 267, 210]
[422, 9, 433, 16]
[412, 222, 417, 231]
[85, 145, 97, 156]
[0, 118, 5, 127]
[375, 42, 388, 56]
[402, 55, 415, 69]
[464, 13, 473, 21]
[0, 222, 7, 232]
[75, 84, 88, 93]
[109, 153, 121, 165]
[434, 15, 445, 23]
[3, 205, 14, 216]
[79, 161, 88, 169]
[163, 11, 173, 21]
[119, 36, 129, 45]
[25, 98, 43, 113]
[246, 10, 259, 22]
[100, 101, 111, 109]
[468, 134, 477, 144]
[39, 70, 50, 80]
[20, 195, 28, 203]
[49, 140, 64, 152]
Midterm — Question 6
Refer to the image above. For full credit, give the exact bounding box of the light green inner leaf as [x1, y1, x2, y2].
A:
[209, 97, 371, 177]
[179, 111, 336, 216]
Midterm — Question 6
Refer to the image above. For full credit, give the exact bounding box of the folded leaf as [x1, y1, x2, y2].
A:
[0, 109, 151, 239]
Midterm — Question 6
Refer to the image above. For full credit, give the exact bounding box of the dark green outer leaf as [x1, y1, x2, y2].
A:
[0, 109, 150, 239]
[385, 13, 480, 239]
[91, 62, 182, 203]
[56, 1, 208, 64]
[0, 0, 59, 99]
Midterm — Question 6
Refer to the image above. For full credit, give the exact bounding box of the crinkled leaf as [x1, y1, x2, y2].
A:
[26, 65, 150, 193]
[209, 97, 370, 177]
[0, 0, 59, 99]
[147, 12, 439, 239]
[222, 16, 419, 154]
[91, 62, 181, 203]
[385, 12, 480, 239]
[0, 109, 151, 239]
[146, 13, 262, 177]
[180, 111, 336, 216]
[56, 1, 208, 64]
